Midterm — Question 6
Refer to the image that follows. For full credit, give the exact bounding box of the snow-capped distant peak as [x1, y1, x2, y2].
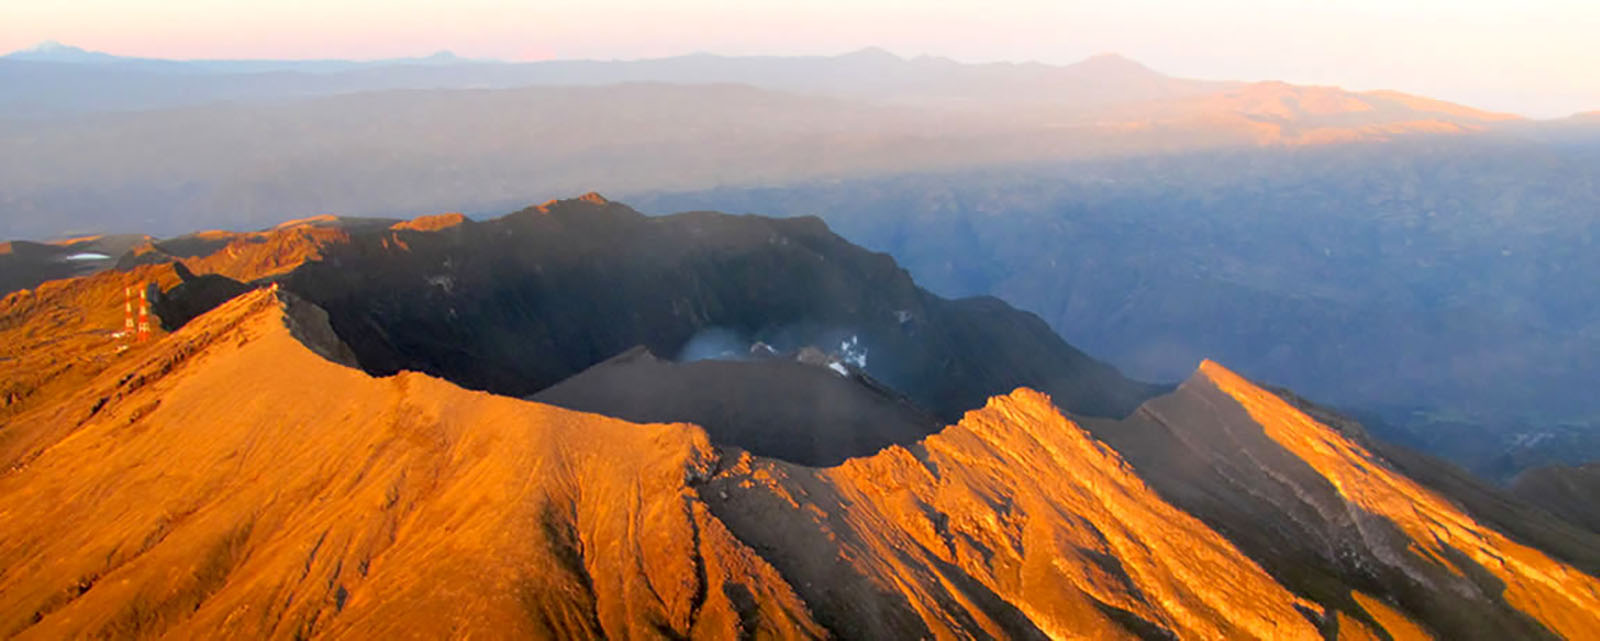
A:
[5, 40, 118, 62]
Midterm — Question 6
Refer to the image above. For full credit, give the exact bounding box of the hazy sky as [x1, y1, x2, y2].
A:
[2, 0, 1596, 117]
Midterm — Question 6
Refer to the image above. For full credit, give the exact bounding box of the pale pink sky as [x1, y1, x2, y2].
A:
[3, 0, 1596, 117]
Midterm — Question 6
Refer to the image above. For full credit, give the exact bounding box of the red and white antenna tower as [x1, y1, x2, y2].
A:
[136, 286, 150, 343]
[122, 285, 136, 351]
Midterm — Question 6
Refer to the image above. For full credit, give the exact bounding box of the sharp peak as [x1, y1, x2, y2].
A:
[273, 214, 343, 229]
[521, 192, 647, 220]
[608, 344, 665, 363]
[5, 40, 124, 61]
[957, 386, 1066, 429]
[537, 191, 611, 207]
[390, 212, 467, 232]
[1165, 359, 1252, 395]
[987, 385, 1056, 407]
[1195, 358, 1242, 381]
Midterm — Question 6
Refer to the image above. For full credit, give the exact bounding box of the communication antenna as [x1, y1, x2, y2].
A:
[137, 287, 150, 343]
[121, 286, 135, 352]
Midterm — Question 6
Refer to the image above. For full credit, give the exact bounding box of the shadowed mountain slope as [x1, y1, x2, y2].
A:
[1511, 463, 1600, 535]
[146, 263, 253, 331]
[282, 195, 1166, 430]
[532, 346, 940, 466]
[0, 234, 152, 297]
[6, 196, 1163, 469]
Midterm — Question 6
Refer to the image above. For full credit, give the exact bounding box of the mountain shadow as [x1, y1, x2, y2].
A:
[281, 194, 1166, 465]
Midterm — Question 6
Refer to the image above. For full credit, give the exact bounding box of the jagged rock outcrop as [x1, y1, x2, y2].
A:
[147, 263, 252, 331]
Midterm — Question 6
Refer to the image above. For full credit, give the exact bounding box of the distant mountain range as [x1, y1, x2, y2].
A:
[0, 43, 1564, 242]
[0, 43, 1221, 114]
[2, 40, 476, 73]
[1, 41, 1542, 123]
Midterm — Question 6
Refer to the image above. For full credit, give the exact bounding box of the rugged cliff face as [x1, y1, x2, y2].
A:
[3, 287, 1596, 639]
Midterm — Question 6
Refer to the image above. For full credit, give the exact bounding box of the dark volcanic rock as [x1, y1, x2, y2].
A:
[150, 262, 253, 331]
[533, 346, 940, 466]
